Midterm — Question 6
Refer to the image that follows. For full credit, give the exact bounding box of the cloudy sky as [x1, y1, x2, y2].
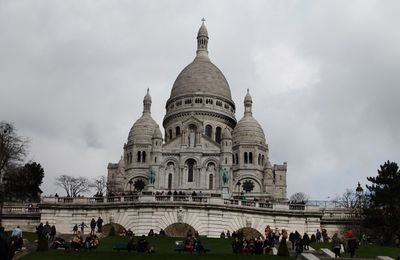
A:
[1, 1, 399, 199]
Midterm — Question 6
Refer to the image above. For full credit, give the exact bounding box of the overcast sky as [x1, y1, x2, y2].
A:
[1, 1, 399, 200]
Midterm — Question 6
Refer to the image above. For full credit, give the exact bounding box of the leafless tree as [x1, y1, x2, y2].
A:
[89, 175, 107, 195]
[334, 189, 358, 209]
[0, 121, 29, 226]
[0, 121, 29, 179]
[290, 192, 309, 203]
[55, 175, 90, 197]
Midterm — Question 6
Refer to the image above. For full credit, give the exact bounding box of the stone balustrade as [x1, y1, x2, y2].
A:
[40, 195, 321, 212]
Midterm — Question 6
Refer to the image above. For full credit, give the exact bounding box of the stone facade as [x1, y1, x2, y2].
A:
[107, 21, 287, 201]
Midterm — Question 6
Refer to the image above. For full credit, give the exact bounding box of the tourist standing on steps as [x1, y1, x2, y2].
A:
[90, 218, 96, 235]
[316, 229, 322, 242]
[96, 217, 103, 233]
[72, 224, 78, 234]
[50, 225, 56, 241]
[79, 222, 87, 234]
[332, 233, 341, 258]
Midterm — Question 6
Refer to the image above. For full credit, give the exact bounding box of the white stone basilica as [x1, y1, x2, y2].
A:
[107, 21, 287, 201]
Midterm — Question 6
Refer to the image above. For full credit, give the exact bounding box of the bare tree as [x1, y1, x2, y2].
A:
[0, 121, 29, 227]
[55, 175, 90, 197]
[290, 192, 309, 203]
[89, 175, 107, 196]
[334, 189, 358, 209]
[0, 121, 29, 179]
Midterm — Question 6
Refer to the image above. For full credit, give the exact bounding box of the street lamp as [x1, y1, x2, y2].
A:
[355, 182, 364, 237]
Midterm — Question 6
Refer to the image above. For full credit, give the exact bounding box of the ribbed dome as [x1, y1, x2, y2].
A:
[127, 115, 158, 144]
[152, 126, 163, 139]
[232, 116, 266, 145]
[222, 127, 232, 139]
[169, 21, 232, 101]
[232, 89, 266, 145]
[127, 90, 158, 144]
[170, 57, 232, 100]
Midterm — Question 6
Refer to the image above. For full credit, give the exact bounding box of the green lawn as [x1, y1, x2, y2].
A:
[22, 236, 293, 260]
[310, 242, 400, 258]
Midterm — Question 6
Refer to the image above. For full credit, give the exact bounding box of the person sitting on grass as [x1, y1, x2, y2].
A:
[137, 235, 149, 253]
[71, 231, 82, 250]
[127, 236, 136, 252]
[232, 237, 241, 254]
[184, 235, 194, 252]
[193, 237, 205, 254]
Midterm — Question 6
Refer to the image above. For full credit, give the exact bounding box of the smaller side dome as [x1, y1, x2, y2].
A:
[152, 125, 163, 139]
[232, 90, 266, 145]
[222, 127, 232, 139]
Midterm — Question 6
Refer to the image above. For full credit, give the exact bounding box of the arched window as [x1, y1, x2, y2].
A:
[215, 127, 222, 144]
[232, 154, 235, 164]
[258, 154, 261, 165]
[187, 159, 195, 182]
[225, 157, 227, 164]
[205, 125, 212, 138]
[129, 153, 132, 163]
[209, 174, 213, 190]
[249, 152, 253, 164]
[137, 151, 141, 162]
[169, 129, 173, 140]
[262, 155, 265, 166]
[142, 151, 146, 163]
[244, 152, 248, 164]
[154, 157, 157, 163]
[168, 174, 172, 190]
[175, 126, 181, 136]
[235, 154, 238, 165]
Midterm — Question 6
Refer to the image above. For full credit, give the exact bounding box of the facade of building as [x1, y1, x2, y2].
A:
[107, 21, 287, 201]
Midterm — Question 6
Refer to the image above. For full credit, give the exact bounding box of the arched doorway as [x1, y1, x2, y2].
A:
[236, 227, 263, 240]
[165, 223, 197, 237]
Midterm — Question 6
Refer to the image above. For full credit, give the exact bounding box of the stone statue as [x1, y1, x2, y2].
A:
[188, 128, 195, 147]
[148, 167, 156, 185]
[222, 167, 229, 185]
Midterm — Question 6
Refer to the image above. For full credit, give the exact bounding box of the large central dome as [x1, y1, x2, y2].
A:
[168, 21, 233, 102]
[170, 57, 232, 100]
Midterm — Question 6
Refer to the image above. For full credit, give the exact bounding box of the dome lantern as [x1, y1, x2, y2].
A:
[196, 18, 209, 58]
[244, 88, 253, 117]
[143, 88, 152, 114]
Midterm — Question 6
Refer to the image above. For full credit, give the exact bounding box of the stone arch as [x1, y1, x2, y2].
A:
[202, 158, 219, 169]
[164, 223, 197, 237]
[162, 157, 179, 168]
[102, 223, 126, 236]
[236, 227, 263, 240]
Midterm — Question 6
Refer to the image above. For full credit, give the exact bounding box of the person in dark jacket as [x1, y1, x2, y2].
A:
[90, 218, 96, 235]
[303, 233, 310, 250]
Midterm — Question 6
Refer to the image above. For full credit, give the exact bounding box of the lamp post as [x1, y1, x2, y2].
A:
[355, 182, 364, 236]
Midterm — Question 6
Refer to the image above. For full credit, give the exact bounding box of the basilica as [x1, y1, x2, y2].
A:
[107, 21, 287, 201]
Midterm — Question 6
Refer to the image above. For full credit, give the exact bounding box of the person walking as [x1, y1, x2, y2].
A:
[332, 233, 341, 258]
[79, 222, 87, 234]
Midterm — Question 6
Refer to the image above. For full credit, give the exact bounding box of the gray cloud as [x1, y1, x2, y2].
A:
[1, 0, 399, 199]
